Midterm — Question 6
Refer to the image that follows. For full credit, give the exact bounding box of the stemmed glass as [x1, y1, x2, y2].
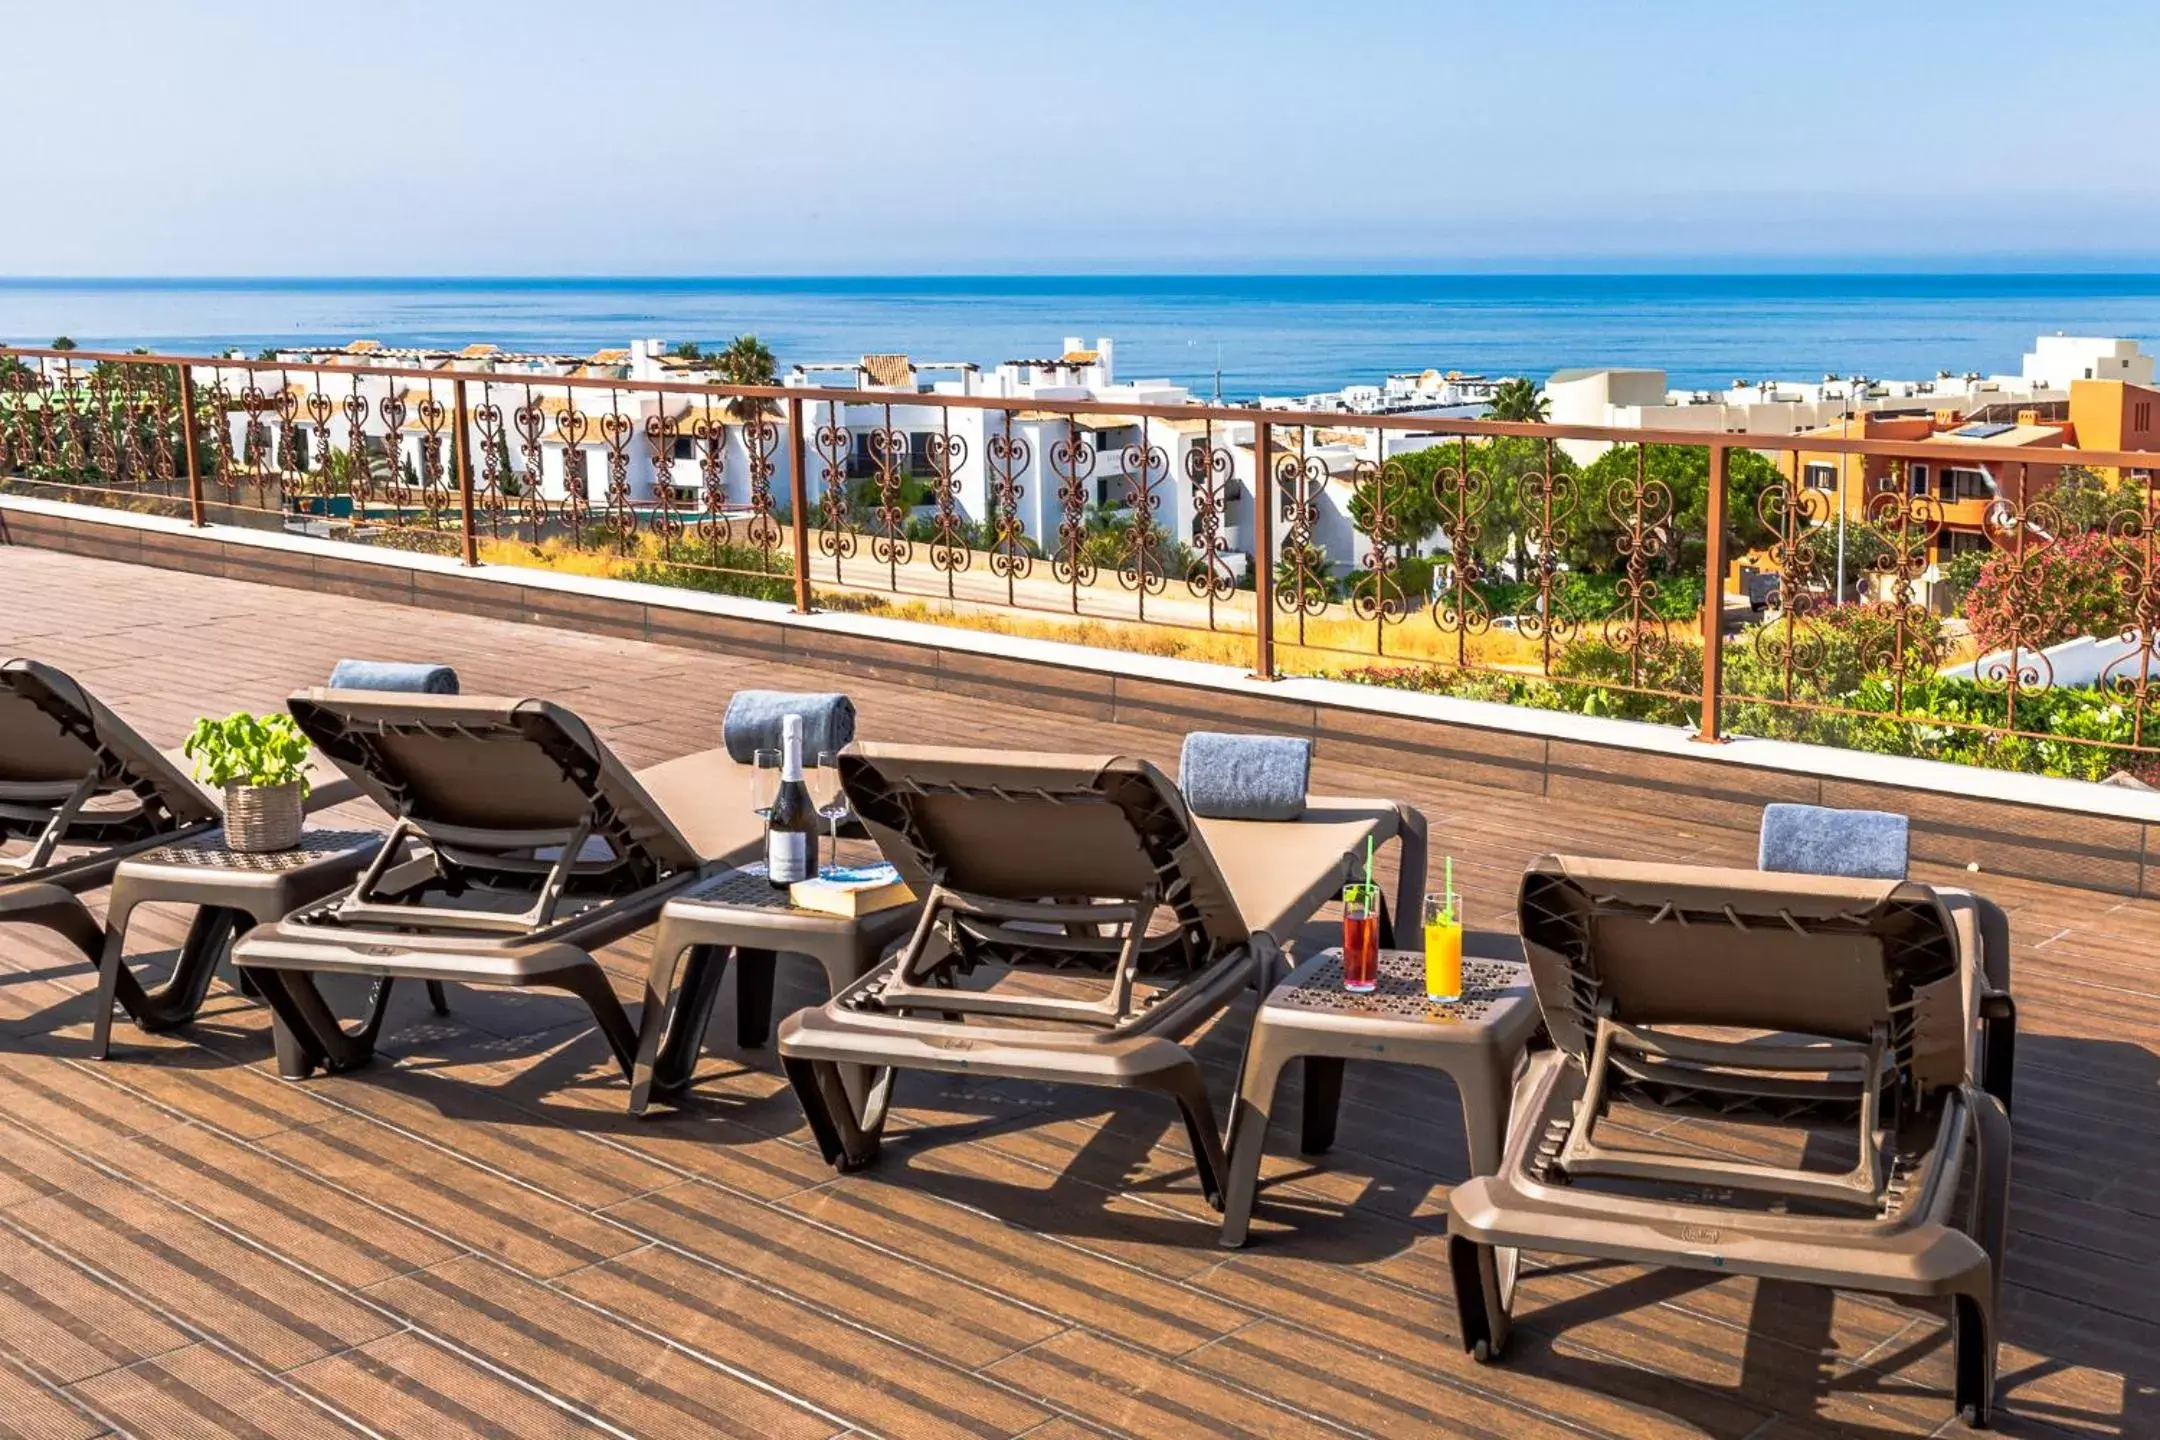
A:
[808, 751, 851, 875]
[750, 747, 781, 821]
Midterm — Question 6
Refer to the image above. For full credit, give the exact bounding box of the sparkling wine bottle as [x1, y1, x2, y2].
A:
[765, 713, 814, 887]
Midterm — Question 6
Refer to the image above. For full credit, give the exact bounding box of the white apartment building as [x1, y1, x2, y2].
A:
[1541, 335, 2155, 463]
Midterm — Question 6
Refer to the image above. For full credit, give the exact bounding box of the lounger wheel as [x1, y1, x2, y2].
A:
[1472, 1338, 1499, 1364]
[1448, 1235, 1516, 1366]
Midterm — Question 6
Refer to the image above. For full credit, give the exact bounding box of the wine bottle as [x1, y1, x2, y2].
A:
[765, 713, 814, 888]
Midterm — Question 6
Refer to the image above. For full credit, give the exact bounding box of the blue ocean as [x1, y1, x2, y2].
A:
[2, 274, 2156, 398]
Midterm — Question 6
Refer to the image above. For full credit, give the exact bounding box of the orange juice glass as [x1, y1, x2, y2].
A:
[1422, 893, 1462, 1002]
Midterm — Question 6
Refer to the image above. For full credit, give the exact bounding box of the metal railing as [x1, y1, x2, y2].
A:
[9, 342, 2160, 784]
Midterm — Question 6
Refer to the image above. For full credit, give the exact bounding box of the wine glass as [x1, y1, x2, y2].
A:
[808, 751, 851, 875]
[750, 748, 781, 821]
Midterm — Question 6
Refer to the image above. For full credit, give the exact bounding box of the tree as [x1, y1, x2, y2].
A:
[1570, 444, 1778, 576]
[2035, 465, 2127, 536]
[713, 334, 777, 421]
[671, 340, 703, 361]
[1486, 377, 1549, 423]
[1346, 454, 1444, 554]
[50, 336, 76, 351]
[1963, 531, 2131, 655]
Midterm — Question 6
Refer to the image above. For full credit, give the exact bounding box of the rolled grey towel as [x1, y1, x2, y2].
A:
[327, 659, 459, 694]
[1178, 731, 1310, 821]
[1759, 803, 1908, 880]
[722, 690, 856, 764]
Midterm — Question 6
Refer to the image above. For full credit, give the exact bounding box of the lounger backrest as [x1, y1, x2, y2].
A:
[1518, 854, 1969, 1097]
[0, 657, 218, 833]
[840, 744, 1249, 951]
[286, 690, 703, 886]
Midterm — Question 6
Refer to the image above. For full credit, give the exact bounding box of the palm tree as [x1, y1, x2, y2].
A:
[1487, 377, 1549, 423]
[713, 334, 777, 421]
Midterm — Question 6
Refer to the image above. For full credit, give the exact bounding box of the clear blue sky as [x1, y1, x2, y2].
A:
[7, 0, 2158, 276]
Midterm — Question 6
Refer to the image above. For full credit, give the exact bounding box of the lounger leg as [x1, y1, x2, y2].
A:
[244, 969, 331, 1080]
[8, 886, 104, 967]
[137, 908, 244, 1032]
[1980, 993, 2016, 1114]
[734, 946, 776, 1049]
[1301, 1055, 1345, 1155]
[1219, 1042, 1292, 1248]
[1455, 1045, 1515, 1179]
[1953, 1291, 1996, 1428]
[551, 964, 640, 1082]
[1448, 1235, 1516, 1363]
[426, 981, 450, 1015]
[630, 943, 730, 1115]
[244, 967, 394, 1077]
[783, 1054, 885, 1172]
[1151, 1059, 1231, 1211]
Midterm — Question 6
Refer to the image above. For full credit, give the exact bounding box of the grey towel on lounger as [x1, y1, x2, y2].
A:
[1178, 732, 1310, 821]
[327, 659, 460, 694]
[722, 690, 856, 764]
[1758, 803, 1908, 881]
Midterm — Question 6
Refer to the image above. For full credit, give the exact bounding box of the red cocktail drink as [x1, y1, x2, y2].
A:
[1342, 883, 1380, 993]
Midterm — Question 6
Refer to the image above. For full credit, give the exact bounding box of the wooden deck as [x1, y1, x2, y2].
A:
[1, 544, 2154, 1440]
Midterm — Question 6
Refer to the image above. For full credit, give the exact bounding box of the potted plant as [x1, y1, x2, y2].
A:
[183, 711, 311, 853]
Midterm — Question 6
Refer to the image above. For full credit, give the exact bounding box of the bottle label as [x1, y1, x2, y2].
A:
[767, 831, 809, 884]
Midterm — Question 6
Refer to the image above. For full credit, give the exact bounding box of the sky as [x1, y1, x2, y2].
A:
[6, 0, 2160, 276]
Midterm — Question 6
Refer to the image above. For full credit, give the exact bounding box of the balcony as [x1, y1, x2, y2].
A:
[5, 347, 2160, 1435]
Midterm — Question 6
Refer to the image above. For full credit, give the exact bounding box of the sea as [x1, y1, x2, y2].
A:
[3, 274, 2157, 400]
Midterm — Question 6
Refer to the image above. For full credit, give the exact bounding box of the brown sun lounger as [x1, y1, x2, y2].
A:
[1447, 855, 2011, 1428]
[231, 691, 765, 1083]
[2, 657, 366, 1023]
[775, 745, 1425, 1209]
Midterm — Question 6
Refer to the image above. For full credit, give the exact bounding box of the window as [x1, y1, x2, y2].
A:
[1802, 462, 1837, 491]
[2135, 401, 2152, 432]
[1943, 529, 1989, 556]
[1908, 462, 1928, 496]
[1942, 467, 1992, 502]
[671, 435, 693, 460]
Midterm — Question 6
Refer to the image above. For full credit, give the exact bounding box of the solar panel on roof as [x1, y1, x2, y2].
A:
[1953, 422, 2016, 439]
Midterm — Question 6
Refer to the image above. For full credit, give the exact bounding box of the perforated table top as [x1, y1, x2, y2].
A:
[1269, 949, 1528, 1026]
[128, 828, 381, 874]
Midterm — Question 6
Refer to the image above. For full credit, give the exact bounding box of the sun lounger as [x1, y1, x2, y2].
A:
[231, 691, 764, 1082]
[1, 657, 227, 966]
[775, 745, 1424, 1209]
[1446, 855, 2011, 1428]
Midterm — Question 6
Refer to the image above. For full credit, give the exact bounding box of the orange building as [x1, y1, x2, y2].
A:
[1783, 412, 2069, 563]
[2068, 378, 2160, 486]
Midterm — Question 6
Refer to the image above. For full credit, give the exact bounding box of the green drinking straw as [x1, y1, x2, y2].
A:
[1444, 856, 1453, 921]
[1364, 836, 1374, 893]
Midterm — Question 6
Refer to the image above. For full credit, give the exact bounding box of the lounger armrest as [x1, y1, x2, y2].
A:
[1392, 802, 1428, 933]
[303, 775, 361, 813]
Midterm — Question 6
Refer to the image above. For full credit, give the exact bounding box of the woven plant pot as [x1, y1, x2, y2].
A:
[224, 780, 303, 853]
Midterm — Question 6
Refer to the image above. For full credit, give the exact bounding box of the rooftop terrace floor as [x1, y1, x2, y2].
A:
[2, 546, 2155, 1439]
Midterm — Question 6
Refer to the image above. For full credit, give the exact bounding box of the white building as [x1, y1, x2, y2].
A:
[2021, 335, 2155, 390]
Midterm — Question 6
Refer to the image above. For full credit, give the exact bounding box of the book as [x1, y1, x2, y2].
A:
[790, 862, 915, 918]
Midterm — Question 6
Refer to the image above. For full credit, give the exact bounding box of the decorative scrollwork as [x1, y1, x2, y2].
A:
[273, 373, 304, 506]
[1746, 468, 1833, 701]
[925, 417, 971, 595]
[512, 388, 548, 542]
[1856, 481, 1946, 712]
[414, 385, 450, 525]
[474, 387, 508, 539]
[814, 414, 857, 579]
[643, 409, 684, 556]
[1513, 441, 1578, 673]
[1600, 446, 1675, 688]
[1273, 437, 1332, 642]
[555, 395, 592, 546]
[597, 399, 637, 552]
[341, 380, 374, 519]
[1050, 419, 1098, 608]
[742, 411, 782, 558]
[986, 414, 1032, 603]
[1116, 433, 1170, 615]
[1429, 438, 1493, 664]
[2102, 489, 2160, 748]
[377, 386, 411, 519]
[687, 407, 732, 547]
[867, 416, 913, 585]
[1183, 425, 1236, 620]
[1347, 455, 1411, 651]
[305, 383, 334, 488]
